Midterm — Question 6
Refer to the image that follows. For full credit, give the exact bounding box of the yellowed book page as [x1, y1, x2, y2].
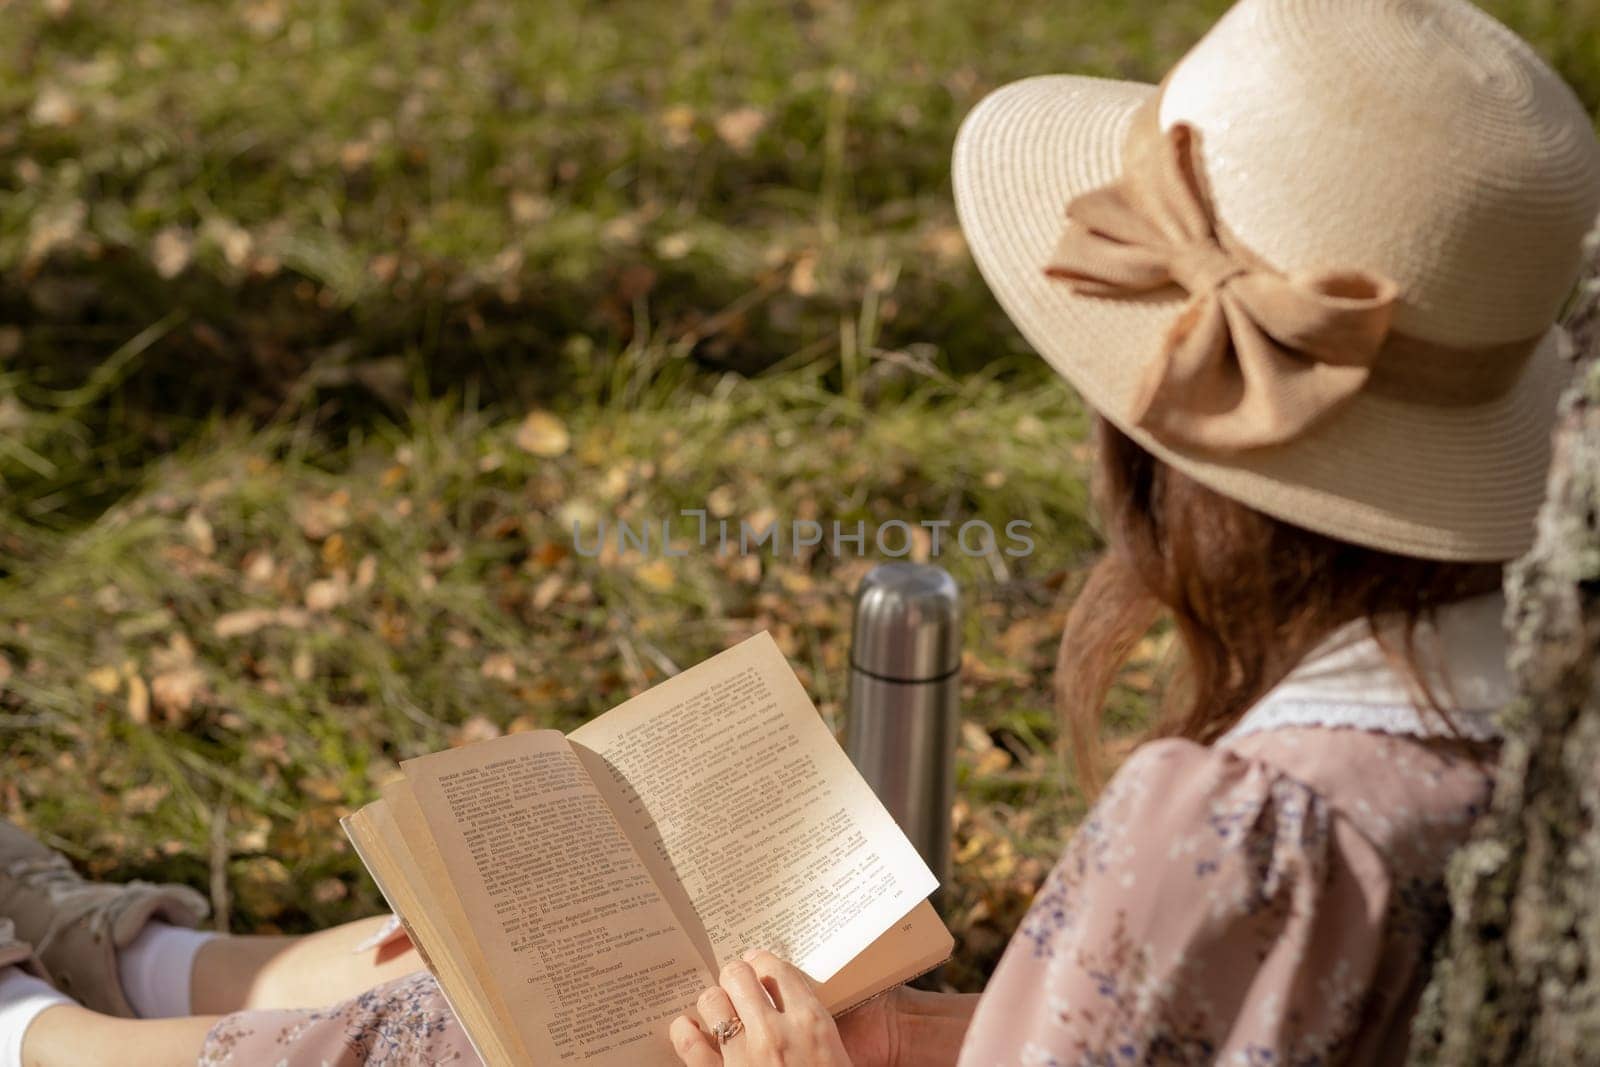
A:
[342, 801, 520, 1067]
[569, 630, 940, 984]
[378, 779, 533, 1065]
[403, 729, 714, 1067]
[814, 900, 953, 1015]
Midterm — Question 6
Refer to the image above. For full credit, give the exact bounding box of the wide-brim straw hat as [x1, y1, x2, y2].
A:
[953, 0, 1600, 562]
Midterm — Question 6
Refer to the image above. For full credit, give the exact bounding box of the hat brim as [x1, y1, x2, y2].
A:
[952, 74, 1569, 562]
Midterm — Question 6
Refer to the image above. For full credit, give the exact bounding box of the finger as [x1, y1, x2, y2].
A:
[670, 1015, 722, 1067]
[718, 958, 777, 1040]
[696, 984, 740, 1034]
[742, 949, 818, 1015]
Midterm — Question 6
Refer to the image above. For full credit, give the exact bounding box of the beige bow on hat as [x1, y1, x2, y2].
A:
[952, 0, 1600, 560]
[1043, 92, 1401, 454]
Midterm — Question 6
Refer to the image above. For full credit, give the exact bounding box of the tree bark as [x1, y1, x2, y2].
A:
[1409, 240, 1600, 1064]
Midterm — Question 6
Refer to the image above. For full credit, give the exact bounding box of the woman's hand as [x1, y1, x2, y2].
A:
[832, 988, 899, 1067]
[670, 951, 855, 1067]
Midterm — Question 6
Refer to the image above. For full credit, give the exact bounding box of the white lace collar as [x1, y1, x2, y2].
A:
[1219, 588, 1514, 744]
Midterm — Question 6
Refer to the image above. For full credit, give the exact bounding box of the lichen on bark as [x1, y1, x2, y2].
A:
[1408, 237, 1600, 1065]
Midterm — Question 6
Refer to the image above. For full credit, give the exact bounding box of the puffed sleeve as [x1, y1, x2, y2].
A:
[956, 738, 1400, 1067]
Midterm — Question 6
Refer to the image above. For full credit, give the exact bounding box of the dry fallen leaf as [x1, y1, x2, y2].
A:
[151, 633, 196, 671]
[515, 411, 571, 457]
[151, 668, 203, 717]
[714, 106, 767, 153]
[727, 554, 761, 584]
[25, 201, 85, 267]
[509, 191, 552, 224]
[601, 215, 642, 246]
[126, 675, 150, 725]
[960, 720, 994, 753]
[292, 647, 315, 683]
[454, 714, 502, 745]
[996, 616, 1056, 662]
[242, 0, 285, 36]
[974, 747, 1013, 775]
[214, 607, 311, 638]
[152, 227, 194, 279]
[659, 104, 697, 148]
[778, 569, 814, 596]
[312, 878, 348, 904]
[531, 574, 564, 611]
[532, 540, 568, 568]
[29, 86, 80, 127]
[184, 509, 216, 556]
[305, 576, 350, 612]
[920, 225, 968, 264]
[242, 551, 276, 586]
[297, 776, 344, 803]
[788, 252, 819, 296]
[635, 559, 676, 592]
[480, 653, 517, 682]
[706, 484, 737, 518]
[655, 232, 695, 260]
[339, 140, 374, 171]
[294, 492, 351, 540]
[232, 857, 292, 920]
[205, 217, 254, 268]
[321, 532, 348, 569]
[86, 665, 120, 694]
[123, 783, 169, 815]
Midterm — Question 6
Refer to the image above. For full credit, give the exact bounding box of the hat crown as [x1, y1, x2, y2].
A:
[1160, 0, 1600, 345]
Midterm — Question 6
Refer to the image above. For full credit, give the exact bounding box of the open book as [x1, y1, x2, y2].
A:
[343, 631, 954, 1067]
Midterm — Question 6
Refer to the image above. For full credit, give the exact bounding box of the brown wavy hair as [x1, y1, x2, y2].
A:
[1056, 414, 1506, 794]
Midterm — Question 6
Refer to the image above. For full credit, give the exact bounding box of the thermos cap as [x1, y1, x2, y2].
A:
[849, 562, 962, 681]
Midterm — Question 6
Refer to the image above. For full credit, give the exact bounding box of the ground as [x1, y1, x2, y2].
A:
[1, 0, 1595, 992]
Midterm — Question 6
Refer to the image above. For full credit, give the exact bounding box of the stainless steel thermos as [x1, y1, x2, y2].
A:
[844, 562, 961, 890]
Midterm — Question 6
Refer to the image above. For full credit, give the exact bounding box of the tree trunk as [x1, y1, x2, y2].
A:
[1409, 240, 1600, 1064]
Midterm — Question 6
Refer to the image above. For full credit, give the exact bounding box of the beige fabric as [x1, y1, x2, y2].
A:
[1046, 88, 1550, 455]
[1046, 89, 1400, 453]
[952, 0, 1600, 560]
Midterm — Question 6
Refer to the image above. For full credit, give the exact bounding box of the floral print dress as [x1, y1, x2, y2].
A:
[199, 968, 478, 1066]
[199, 591, 1510, 1067]
[957, 729, 1494, 1067]
[958, 589, 1510, 1066]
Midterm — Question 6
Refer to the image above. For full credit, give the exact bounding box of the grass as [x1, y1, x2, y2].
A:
[1, 0, 1596, 993]
[2, 365, 1140, 990]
